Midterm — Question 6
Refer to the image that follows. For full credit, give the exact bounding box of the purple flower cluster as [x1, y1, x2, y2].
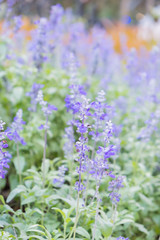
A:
[7, 0, 17, 7]
[75, 96, 91, 192]
[88, 91, 117, 185]
[89, 90, 111, 142]
[36, 90, 57, 130]
[49, 4, 64, 29]
[63, 126, 75, 159]
[138, 108, 160, 142]
[53, 165, 68, 187]
[116, 237, 130, 240]
[6, 109, 26, 145]
[26, 83, 44, 112]
[0, 120, 11, 179]
[65, 62, 119, 192]
[65, 53, 86, 115]
[13, 15, 22, 33]
[108, 176, 125, 205]
[30, 18, 48, 69]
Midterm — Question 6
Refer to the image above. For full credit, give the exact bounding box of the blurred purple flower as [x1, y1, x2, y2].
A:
[26, 83, 44, 112]
[53, 165, 68, 187]
[6, 109, 26, 145]
[116, 237, 130, 240]
[0, 120, 11, 179]
[108, 176, 125, 205]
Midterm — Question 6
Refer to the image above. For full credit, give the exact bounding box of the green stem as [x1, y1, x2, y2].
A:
[17, 144, 22, 185]
[41, 117, 48, 225]
[85, 140, 96, 206]
[17, 143, 22, 211]
[42, 117, 48, 188]
[69, 157, 73, 196]
[108, 204, 117, 240]
[92, 184, 100, 240]
[64, 223, 66, 240]
[73, 192, 80, 240]
[68, 192, 80, 240]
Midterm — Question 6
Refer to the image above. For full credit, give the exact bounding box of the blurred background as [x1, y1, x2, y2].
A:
[1, 0, 160, 50]
[0, 0, 159, 23]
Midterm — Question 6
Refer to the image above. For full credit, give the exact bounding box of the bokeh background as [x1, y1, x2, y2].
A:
[0, 0, 159, 22]
[1, 0, 160, 51]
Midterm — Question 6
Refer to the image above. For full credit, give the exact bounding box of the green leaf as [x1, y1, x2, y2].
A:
[26, 229, 46, 236]
[115, 218, 134, 226]
[41, 159, 50, 175]
[134, 223, 149, 235]
[22, 196, 36, 205]
[97, 217, 113, 238]
[10, 87, 24, 104]
[139, 193, 153, 207]
[27, 225, 52, 239]
[13, 156, 25, 174]
[0, 178, 6, 190]
[0, 195, 5, 205]
[76, 227, 90, 239]
[0, 231, 16, 239]
[0, 43, 8, 61]
[26, 235, 45, 240]
[52, 207, 66, 221]
[6, 185, 26, 203]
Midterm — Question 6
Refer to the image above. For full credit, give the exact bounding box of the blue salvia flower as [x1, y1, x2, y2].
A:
[7, 0, 17, 7]
[48, 4, 64, 59]
[53, 165, 68, 187]
[6, 109, 26, 145]
[64, 52, 86, 161]
[90, 121, 116, 182]
[0, 120, 11, 179]
[49, 4, 64, 28]
[90, 90, 111, 142]
[30, 18, 48, 69]
[63, 126, 75, 159]
[108, 176, 125, 205]
[36, 90, 57, 130]
[89, 91, 117, 182]
[75, 96, 91, 192]
[69, 22, 85, 54]
[65, 52, 86, 116]
[6, 0, 19, 17]
[13, 15, 22, 33]
[116, 237, 130, 240]
[138, 108, 160, 142]
[26, 83, 44, 112]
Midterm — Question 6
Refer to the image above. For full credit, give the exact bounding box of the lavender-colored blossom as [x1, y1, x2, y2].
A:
[53, 165, 68, 187]
[89, 91, 117, 182]
[0, 120, 11, 179]
[116, 237, 130, 240]
[6, 109, 26, 145]
[26, 83, 44, 112]
[89, 91, 112, 142]
[30, 18, 48, 69]
[108, 176, 125, 205]
[0, 120, 5, 131]
[36, 90, 57, 130]
[90, 142, 116, 182]
[138, 108, 160, 142]
[36, 90, 57, 116]
[63, 125, 75, 159]
[49, 4, 64, 28]
[65, 53, 86, 116]
[13, 15, 22, 33]
[7, 0, 17, 7]
[74, 96, 91, 192]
